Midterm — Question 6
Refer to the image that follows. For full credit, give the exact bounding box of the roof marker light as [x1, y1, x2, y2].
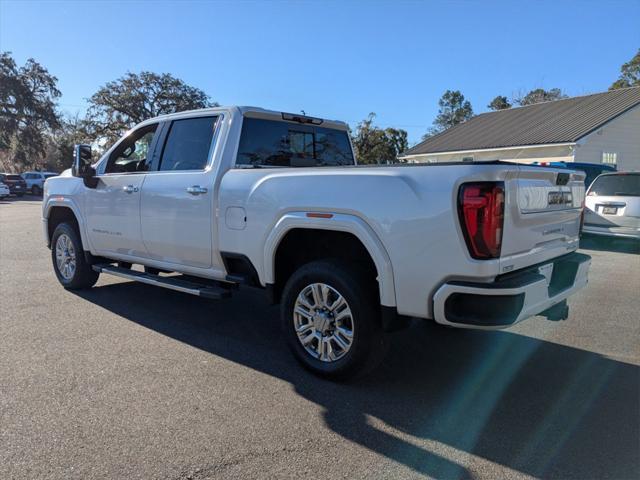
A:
[282, 112, 323, 125]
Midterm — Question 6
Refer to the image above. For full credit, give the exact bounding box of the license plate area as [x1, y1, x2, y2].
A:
[548, 257, 580, 297]
[601, 206, 617, 215]
[538, 263, 554, 286]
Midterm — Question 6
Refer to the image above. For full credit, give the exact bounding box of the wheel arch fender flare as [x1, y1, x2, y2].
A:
[43, 198, 90, 250]
[263, 212, 397, 307]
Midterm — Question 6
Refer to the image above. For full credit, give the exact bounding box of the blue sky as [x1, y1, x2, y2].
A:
[1, 0, 639, 144]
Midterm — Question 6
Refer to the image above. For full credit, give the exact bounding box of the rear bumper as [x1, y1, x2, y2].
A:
[433, 252, 591, 329]
[582, 224, 640, 240]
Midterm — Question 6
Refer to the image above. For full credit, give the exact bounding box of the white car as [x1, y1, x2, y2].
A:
[42, 106, 591, 379]
[21, 171, 58, 196]
[583, 172, 640, 239]
[0, 182, 9, 199]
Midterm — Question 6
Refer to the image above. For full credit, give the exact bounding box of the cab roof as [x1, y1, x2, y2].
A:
[140, 106, 349, 131]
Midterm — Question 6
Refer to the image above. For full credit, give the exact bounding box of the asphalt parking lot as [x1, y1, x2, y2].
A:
[1, 198, 639, 480]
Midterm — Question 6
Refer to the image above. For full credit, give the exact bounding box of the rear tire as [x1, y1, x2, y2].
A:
[51, 222, 99, 290]
[32, 185, 41, 196]
[281, 260, 387, 380]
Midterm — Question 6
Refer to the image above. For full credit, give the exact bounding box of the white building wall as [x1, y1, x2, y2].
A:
[573, 104, 640, 171]
[403, 145, 574, 164]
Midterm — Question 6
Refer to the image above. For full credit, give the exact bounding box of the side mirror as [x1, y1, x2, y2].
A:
[72, 144, 98, 188]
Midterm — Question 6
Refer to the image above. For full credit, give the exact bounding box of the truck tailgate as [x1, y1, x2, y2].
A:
[500, 167, 585, 274]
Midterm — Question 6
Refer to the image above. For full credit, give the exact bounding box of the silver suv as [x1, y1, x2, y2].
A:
[21, 171, 58, 196]
[584, 172, 640, 240]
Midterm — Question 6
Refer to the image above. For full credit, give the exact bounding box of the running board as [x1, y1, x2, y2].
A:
[92, 264, 231, 299]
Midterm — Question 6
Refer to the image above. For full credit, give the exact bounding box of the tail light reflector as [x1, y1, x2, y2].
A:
[458, 182, 505, 259]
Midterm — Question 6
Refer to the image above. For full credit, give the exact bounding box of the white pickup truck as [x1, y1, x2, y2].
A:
[43, 106, 591, 378]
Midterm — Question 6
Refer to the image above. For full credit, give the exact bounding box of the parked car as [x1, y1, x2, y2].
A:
[583, 172, 640, 240]
[533, 161, 617, 187]
[0, 181, 10, 199]
[21, 171, 59, 195]
[42, 106, 591, 379]
[0, 173, 27, 196]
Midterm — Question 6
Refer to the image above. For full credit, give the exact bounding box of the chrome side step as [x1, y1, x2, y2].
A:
[92, 264, 231, 300]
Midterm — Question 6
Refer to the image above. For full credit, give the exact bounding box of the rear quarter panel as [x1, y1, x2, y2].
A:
[218, 164, 513, 318]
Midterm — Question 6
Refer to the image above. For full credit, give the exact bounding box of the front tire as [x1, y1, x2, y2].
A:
[51, 222, 99, 289]
[32, 185, 41, 196]
[281, 260, 386, 380]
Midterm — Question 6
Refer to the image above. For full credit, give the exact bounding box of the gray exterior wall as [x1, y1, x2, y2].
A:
[574, 104, 640, 171]
[403, 104, 639, 170]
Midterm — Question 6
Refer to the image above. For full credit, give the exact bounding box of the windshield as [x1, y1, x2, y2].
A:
[588, 174, 640, 197]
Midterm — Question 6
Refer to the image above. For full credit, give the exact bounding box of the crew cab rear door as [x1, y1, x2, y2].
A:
[140, 115, 222, 270]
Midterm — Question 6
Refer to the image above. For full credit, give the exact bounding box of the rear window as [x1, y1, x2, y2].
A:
[588, 174, 640, 197]
[236, 117, 354, 167]
[7, 175, 22, 181]
[44, 174, 57, 179]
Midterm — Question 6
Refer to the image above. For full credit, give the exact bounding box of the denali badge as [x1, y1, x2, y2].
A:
[548, 191, 573, 205]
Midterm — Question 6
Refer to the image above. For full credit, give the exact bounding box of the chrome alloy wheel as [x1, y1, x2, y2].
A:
[55, 233, 76, 281]
[293, 283, 355, 362]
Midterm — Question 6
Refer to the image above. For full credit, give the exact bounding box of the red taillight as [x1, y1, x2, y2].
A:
[458, 182, 505, 259]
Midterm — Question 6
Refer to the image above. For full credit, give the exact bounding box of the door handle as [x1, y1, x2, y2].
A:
[186, 185, 208, 195]
[123, 185, 139, 194]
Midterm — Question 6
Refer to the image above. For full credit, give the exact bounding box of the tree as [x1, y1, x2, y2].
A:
[610, 49, 640, 90]
[351, 113, 409, 164]
[0, 52, 61, 171]
[426, 90, 473, 138]
[515, 88, 567, 106]
[43, 113, 93, 172]
[85, 71, 217, 146]
[488, 95, 511, 111]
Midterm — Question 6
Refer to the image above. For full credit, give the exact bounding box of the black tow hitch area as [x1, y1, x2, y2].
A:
[540, 299, 569, 321]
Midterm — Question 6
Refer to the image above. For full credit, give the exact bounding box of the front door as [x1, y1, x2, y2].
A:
[85, 123, 160, 258]
[140, 115, 220, 269]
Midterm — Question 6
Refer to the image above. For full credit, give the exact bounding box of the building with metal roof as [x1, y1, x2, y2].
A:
[401, 86, 640, 171]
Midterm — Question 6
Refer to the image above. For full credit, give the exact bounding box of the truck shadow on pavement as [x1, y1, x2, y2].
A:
[75, 283, 639, 479]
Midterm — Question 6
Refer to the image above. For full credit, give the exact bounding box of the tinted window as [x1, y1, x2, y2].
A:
[589, 174, 640, 197]
[44, 174, 57, 179]
[159, 116, 218, 171]
[106, 124, 159, 173]
[7, 175, 22, 181]
[236, 118, 354, 167]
